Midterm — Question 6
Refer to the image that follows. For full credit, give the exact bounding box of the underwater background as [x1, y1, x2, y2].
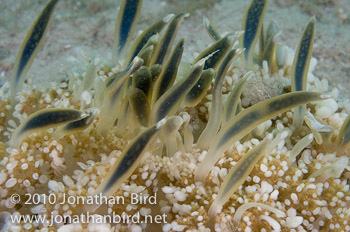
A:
[0, 0, 349, 97]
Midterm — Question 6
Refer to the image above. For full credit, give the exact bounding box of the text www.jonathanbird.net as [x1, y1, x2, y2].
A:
[10, 211, 167, 227]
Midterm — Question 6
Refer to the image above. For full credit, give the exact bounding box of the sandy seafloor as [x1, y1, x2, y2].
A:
[0, 0, 349, 98]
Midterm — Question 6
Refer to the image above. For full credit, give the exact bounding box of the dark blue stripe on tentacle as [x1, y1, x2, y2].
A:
[22, 110, 82, 131]
[243, 0, 265, 58]
[16, 0, 58, 82]
[218, 111, 260, 148]
[295, 31, 312, 91]
[155, 66, 202, 121]
[130, 20, 165, 62]
[119, 0, 140, 52]
[103, 126, 157, 192]
[158, 39, 184, 97]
